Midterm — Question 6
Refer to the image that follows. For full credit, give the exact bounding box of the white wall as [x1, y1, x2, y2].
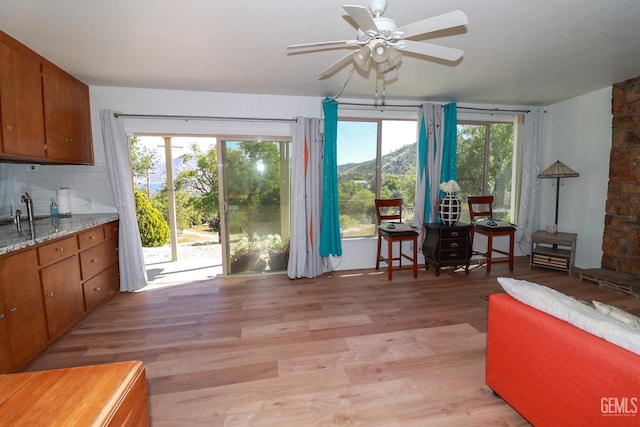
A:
[11, 85, 614, 272]
[541, 87, 612, 268]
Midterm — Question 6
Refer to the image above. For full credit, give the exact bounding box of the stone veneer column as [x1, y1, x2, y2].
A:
[603, 75, 640, 274]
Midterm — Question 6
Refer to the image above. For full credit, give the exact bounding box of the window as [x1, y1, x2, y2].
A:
[337, 119, 417, 237]
[456, 120, 516, 223]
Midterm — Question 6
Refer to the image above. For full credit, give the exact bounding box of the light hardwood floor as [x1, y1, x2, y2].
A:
[28, 257, 640, 426]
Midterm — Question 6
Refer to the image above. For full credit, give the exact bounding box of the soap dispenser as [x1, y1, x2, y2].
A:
[50, 200, 58, 217]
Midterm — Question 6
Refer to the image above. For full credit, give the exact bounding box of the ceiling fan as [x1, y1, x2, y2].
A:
[287, 0, 468, 81]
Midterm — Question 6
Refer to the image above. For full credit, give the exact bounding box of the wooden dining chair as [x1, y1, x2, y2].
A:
[374, 198, 419, 280]
[467, 195, 515, 273]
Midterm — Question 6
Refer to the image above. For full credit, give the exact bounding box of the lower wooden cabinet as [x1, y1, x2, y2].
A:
[0, 250, 49, 372]
[41, 255, 84, 340]
[0, 219, 119, 373]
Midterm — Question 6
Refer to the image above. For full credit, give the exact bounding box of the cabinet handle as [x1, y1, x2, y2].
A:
[450, 242, 458, 248]
[95, 287, 101, 292]
[9, 307, 17, 313]
[65, 137, 73, 142]
[451, 232, 459, 237]
[47, 292, 55, 298]
[90, 235, 96, 240]
[91, 258, 99, 263]
[57, 247, 64, 252]
[5, 125, 12, 131]
[0, 314, 5, 320]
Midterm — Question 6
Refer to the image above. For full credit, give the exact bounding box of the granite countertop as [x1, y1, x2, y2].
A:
[0, 213, 119, 256]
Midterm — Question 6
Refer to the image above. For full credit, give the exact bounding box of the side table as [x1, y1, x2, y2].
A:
[422, 222, 472, 276]
[530, 230, 577, 274]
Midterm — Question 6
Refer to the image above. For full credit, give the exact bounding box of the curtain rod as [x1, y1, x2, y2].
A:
[113, 113, 297, 123]
[334, 101, 530, 114]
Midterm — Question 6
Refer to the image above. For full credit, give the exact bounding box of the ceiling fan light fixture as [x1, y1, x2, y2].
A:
[354, 45, 372, 69]
[371, 41, 389, 63]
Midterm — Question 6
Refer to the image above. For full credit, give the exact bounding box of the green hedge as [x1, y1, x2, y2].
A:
[134, 189, 169, 247]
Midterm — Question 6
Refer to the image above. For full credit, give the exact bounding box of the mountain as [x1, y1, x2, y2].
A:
[338, 142, 417, 180]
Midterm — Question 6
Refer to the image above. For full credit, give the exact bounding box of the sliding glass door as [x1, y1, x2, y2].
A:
[220, 139, 290, 274]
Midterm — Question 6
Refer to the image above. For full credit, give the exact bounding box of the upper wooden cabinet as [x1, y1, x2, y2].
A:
[0, 39, 47, 160]
[42, 63, 93, 164]
[0, 30, 93, 164]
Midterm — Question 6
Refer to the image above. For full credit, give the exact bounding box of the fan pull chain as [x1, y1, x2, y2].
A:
[333, 65, 355, 100]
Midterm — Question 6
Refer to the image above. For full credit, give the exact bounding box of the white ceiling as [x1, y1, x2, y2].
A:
[2, 0, 640, 106]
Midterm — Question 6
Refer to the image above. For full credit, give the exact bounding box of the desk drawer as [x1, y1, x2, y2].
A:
[532, 253, 569, 269]
[440, 238, 467, 251]
[439, 249, 469, 261]
[440, 228, 468, 239]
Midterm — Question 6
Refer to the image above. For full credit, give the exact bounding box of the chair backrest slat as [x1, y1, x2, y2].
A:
[375, 198, 403, 224]
[468, 195, 494, 221]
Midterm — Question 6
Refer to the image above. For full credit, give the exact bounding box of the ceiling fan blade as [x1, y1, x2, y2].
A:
[319, 50, 358, 79]
[343, 5, 378, 33]
[288, 40, 359, 50]
[395, 40, 463, 62]
[396, 10, 468, 40]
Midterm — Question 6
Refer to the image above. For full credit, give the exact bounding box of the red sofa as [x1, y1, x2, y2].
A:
[486, 293, 640, 426]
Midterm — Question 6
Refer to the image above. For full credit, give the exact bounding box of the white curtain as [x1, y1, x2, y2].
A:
[100, 110, 148, 291]
[414, 103, 444, 238]
[516, 108, 545, 251]
[288, 117, 333, 278]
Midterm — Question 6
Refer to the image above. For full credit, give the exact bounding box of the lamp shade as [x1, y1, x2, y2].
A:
[538, 160, 579, 179]
[537, 160, 579, 226]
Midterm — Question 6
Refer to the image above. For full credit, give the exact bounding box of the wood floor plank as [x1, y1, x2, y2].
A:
[25, 257, 640, 426]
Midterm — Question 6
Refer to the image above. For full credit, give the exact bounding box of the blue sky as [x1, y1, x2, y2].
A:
[337, 120, 417, 165]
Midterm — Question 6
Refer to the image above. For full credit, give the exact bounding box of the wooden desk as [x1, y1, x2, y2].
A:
[0, 361, 149, 426]
[422, 223, 472, 276]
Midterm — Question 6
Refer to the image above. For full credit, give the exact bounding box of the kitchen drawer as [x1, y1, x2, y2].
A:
[83, 263, 119, 311]
[37, 236, 77, 266]
[80, 239, 117, 280]
[78, 226, 105, 250]
[104, 221, 118, 241]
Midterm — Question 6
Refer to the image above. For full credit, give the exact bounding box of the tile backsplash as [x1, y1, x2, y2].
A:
[10, 162, 116, 217]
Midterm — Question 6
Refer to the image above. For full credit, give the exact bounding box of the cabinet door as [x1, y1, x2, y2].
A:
[0, 39, 46, 160]
[0, 250, 48, 369]
[0, 286, 13, 374]
[41, 255, 84, 340]
[42, 63, 93, 164]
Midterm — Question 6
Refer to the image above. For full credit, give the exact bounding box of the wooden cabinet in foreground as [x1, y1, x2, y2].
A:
[0, 361, 149, 426]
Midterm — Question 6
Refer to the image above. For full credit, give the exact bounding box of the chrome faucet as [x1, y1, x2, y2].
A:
[20, 193, 35, 240]
[14, 209, 22, 232]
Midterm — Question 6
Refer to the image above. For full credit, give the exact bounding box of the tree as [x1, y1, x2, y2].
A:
[130, 136, 160, 196]
[134, 189, 169, 247]
[175, 144, 220, 223]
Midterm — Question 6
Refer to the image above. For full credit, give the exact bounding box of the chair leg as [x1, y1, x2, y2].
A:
[376, 234, 382, 270]
[486, 235, 493, 273]
[387, 238, 393, 280]
[508, 232, 514, 271]
[412, 238, 418, 278]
